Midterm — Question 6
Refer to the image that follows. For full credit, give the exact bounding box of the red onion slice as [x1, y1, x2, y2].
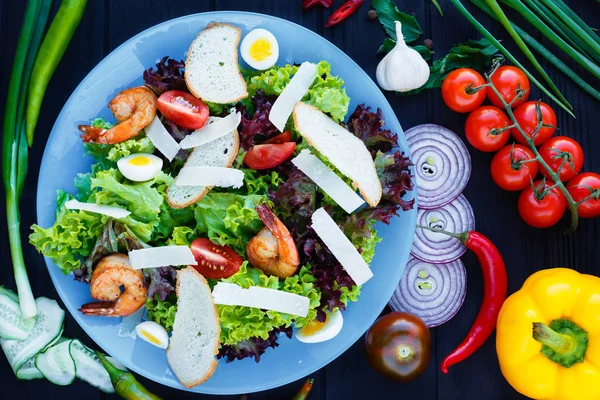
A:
[411, 194, 475, 263]
[389, 257, 467, 327]
[405, 124, 471, 209]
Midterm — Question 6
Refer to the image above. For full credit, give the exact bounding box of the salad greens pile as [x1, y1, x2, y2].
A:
[30, 56, 413, 362]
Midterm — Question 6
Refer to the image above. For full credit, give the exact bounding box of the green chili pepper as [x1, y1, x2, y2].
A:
[96, 352, 163, 400]
[25, 0, 87, 146]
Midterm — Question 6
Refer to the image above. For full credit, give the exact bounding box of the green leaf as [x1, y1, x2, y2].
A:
[372, 0, 423, 43]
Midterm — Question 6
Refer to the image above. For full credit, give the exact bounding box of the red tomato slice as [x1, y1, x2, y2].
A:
[244, 142, 296, 170]
[265, 131, 292, 144]
[157, 90, 209, 130]
[190, 238, 242, 279]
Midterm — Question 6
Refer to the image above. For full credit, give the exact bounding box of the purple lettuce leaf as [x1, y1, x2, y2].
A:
[217, 326, 293, 363]
[375, 150, 415, 211]
[347, 104, 398, 158]
[238, 90, 280, 150]
[143, 56, 187, 95]
[144, 267, 177, 301]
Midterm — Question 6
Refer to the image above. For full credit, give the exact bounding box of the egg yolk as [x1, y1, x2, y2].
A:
[141, 331, 162, 346]
[249, 38, 272, 61]
[128, 156, 151, 166]
[300, 315, 329, 336]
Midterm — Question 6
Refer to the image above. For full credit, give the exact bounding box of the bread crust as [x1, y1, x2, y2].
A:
[165, 129, 240, 209]
[292, 102, 382, 207]
[167, 267, 221, 388]
[184, 22, 248, 103]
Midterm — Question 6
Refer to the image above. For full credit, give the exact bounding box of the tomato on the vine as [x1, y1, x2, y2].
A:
[490, 144, 539, 191]
[518, 180, 567, 228]
[486, 66, 530, 108]
[441, 68, 487, 113]
[511, 101, 557, 146]
[567, 172, 600, 219]
[539, 136, 584, 182]
[465, 106, 511, 152]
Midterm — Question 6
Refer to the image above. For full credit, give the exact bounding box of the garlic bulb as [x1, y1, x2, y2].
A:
[376, 21, 430, 92]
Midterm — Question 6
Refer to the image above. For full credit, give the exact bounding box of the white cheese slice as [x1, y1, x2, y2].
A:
[292, 149, 365, 214]
[128, 246, 197, 270]
[144, 116, 180, 161]
[64, 199, 130, 219]
[174, 166, 244, 188]
[311, 207, 373, 286]
[179, 113, 241, 149]
[212, 282, 310, 317]
[269, 62, 317, 132]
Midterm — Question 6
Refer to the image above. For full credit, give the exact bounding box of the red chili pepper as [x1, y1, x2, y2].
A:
[325, 0, 364, 27]
[417, 226, 508, 373]
[291, 378, 314, 400]
[302, 0, 332, 12]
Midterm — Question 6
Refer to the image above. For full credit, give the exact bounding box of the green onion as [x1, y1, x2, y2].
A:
[431, 0, 444, 15]
[500, 0, 600, 79]
[550, 0, 600, 47]
[484, 0, 572, 110]
[450, 0, 574, 117]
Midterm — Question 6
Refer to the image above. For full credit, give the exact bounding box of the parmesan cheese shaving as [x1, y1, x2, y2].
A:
[212, 282, 310, 317]
[64, 199, 130, 219]
[144, 116, 181, 161]
[179, 113, 241, 149]
[311, 207, 373, 286]
[268, 62, 317, 132]
[174, 166, 244, 188]
[128, 246, 197, 270]
[292, 149, 365, 213]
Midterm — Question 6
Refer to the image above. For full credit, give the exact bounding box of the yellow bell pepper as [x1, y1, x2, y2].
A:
[496, 268, 600, 400]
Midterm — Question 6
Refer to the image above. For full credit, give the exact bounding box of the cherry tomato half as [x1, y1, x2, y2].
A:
[490, 144, 539, 191]
[539, 136, 584, 182]
[157, 90, 209, 130]
[518, 180, 567, 228]
[190, 238, 243, 279]
[264, 130, 292, 144]
[441, 68, 487, 113]
[486, 66, 530, 108]
[465, 106, 511, 152]
[567, 172, 600, 219]
[511, 101, 557, 146]
[364, 312, 430, 382]
[244, 142, 296, 170]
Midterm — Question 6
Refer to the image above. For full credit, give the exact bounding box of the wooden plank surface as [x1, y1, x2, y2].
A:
[0, 0, 598, 399]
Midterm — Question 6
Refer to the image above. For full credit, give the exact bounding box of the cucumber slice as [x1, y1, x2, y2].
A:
[70, 340, 114, 393]
[16, 357, 44, 380]
[0, 286, 19, 303]
[1, 297, 65, 373]
[36, 340, 76, 386]
[0, 293, 36, 340]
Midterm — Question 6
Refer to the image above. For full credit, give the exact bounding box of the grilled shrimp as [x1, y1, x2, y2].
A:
[79, 253, 147, 317]
[78, 86, 157, 144]
[246, 204, 300, 278]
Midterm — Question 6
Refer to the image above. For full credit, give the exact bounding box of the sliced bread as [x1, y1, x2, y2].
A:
[166, 267, 221, 388]
[292, 102, 382, 207]
[185, 22, 248, 104]
[166, 117, 240, 209]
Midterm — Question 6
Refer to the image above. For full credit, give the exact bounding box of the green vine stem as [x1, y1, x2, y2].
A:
[485, 60, 579, 233]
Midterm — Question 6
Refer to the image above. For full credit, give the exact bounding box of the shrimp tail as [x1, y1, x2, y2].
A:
[78, 125, 107, 143]
[255, 204, 284, 238]
[79, 301, 120, 317]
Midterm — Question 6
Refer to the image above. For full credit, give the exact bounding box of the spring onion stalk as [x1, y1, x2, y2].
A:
[431, 0, 444, 15]
[450, 0, 574, 117]
[550, 0, 600, 47]
[500, 0, 600, 79]
[470, 0, 600, 101]
[2, 0, 45, 318]
[484, 0, 572, 110]
[539, 0, 600, 57]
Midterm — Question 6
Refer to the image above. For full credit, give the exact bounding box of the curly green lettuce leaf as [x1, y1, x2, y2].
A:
[218, 263, 321, 345]
[145, 295, 178, 332]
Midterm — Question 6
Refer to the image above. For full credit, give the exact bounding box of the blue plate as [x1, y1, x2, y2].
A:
[36, 11, 417, 395]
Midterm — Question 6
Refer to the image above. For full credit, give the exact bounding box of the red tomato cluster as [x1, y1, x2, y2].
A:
[442, 67, 600, 228]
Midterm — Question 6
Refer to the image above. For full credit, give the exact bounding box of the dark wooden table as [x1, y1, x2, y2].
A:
[1, 1, 598, 399]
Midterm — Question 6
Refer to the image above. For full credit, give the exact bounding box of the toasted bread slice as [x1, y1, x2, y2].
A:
[292, 102, 382, 207]
[166, 117, 240, 209]
[166, 267, 221, 388]
[185, 22, 248, 104]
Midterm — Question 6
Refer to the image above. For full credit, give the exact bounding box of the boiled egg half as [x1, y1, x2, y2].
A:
[240, 29, 279, 70]
[135, 321, 169, 349]
[296, 310, 343, 343]
[117, 153, 163, 182]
